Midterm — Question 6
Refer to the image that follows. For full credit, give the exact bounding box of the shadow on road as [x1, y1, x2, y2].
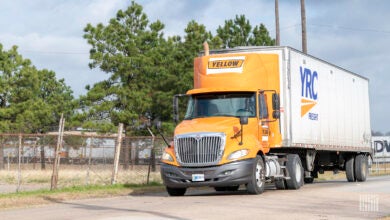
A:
[42, 196, 190, 220]
[120, 176, 387, 198]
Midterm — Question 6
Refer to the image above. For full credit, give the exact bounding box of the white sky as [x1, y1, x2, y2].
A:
[0, 0, 389, 132]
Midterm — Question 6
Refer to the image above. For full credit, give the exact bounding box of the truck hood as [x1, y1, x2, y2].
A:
[175, 117, 242, 136]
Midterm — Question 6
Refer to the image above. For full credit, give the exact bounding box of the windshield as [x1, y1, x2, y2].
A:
[184, 92, 256, 119]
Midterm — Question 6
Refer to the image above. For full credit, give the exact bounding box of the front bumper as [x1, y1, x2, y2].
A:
[160, 159, 255, 188]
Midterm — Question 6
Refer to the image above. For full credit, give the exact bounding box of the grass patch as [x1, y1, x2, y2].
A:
[0, 183, 164, 210]
[0, 167, 163, 190]
[316, 171, 346, 181]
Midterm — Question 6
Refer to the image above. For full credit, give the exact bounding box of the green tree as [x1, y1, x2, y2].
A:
[81, 1, 167, 134]
[0, 44, 74, 169]
[80, 3, 275, 135]
[0, 45, 74, 133]
[217, 15, 275, 48]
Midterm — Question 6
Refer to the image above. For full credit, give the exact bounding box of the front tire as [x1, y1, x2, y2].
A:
[166, 187, 186, 196]
[247, 155, 265, 194]
[285, 154, 304, 189]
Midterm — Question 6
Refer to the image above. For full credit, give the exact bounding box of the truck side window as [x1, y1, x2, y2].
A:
[258, 94, 268, 119]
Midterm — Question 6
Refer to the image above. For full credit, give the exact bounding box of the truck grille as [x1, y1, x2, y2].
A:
[174, 132, 226, 167]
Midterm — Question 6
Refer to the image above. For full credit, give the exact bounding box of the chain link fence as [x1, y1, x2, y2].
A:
[1, 132, 388, 193]
[0, 133, 170, 193]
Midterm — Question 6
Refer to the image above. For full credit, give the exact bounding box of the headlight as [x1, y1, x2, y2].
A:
[161, 151, 174, 162]
[228, 149, 249, 160]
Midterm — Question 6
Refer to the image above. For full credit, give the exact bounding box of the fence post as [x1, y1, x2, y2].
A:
[131, 141, 136, 170]
[51, 114, 65, 190]
[16, 133, 22, 193]
[146, 127, 155, 184]
[111, 123, 123, 185]
[0, 138, 4, 170]
[85, 137, 94, 185]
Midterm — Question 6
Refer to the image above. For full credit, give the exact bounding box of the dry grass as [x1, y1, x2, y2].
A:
[0, 184, 164, 210]
[370, 163, 390, 176]
[0, 165, 162, 193]
[316, 171, 347, 181]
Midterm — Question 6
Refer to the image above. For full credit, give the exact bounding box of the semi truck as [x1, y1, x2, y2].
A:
[160, 45, 371, 196]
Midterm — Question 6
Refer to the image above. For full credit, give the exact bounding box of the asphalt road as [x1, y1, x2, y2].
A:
[1, 176, 390, 220]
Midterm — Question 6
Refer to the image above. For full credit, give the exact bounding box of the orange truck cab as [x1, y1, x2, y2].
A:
[160, 46, 371, 196]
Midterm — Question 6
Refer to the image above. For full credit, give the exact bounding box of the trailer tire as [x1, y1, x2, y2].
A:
[345, 156, 356, 182]
[355, 154, 368, 182]
[166, 187, 186, 196]
[247, 155, 265, 194]
[285, 154, 304, 190]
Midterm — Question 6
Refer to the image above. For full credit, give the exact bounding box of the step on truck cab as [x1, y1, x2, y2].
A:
[160, 45, 372, 196]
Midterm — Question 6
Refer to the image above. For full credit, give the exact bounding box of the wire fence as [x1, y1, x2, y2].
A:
[0, 132, 170, 193]
[0, 131, 389, 194]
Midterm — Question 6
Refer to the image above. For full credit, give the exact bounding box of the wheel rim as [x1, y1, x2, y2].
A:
[256, 161, 264, 188]
[295, 162, 302, 182]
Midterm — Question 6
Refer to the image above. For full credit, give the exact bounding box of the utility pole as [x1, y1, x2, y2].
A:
[275, 0, 280, 46]
[300, 0, 307, 53]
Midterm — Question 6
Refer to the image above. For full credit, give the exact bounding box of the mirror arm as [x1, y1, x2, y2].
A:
[157, 128, 170, 148]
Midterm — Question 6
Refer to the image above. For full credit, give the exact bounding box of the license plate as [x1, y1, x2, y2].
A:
[192, 174, 205, 182]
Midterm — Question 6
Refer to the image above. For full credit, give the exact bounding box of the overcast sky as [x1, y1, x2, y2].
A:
[0, 0, 389, 132]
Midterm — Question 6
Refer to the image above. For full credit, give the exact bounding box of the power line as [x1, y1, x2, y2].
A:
[15, 23, 390, 56]
[308, 23, 390, 34]
[21, 49, 88, 55]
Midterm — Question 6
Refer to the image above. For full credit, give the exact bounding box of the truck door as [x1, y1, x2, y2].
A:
[258, 92, 270, 147]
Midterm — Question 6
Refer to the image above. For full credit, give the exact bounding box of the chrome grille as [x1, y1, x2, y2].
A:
[174, 132, 226, 167]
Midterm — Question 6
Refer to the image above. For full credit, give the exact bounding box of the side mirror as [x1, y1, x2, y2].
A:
[145, 112, 152, 128]
[272, 93, 280, 110]
[173, 95, 179, 124]
[154, 120, 162, 130]
[239, 116, 248, 125]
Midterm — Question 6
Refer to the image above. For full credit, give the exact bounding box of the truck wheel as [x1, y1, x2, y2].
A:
[247, 155, 265, 194]
[274, 178, 286, 189]
[345, 156, 356, 182]
[166, 187, 186, 196]
[355, 154, 368, 182]
[285, 154, 304, 189]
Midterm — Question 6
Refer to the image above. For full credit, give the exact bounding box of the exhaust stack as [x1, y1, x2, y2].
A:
[203, 41, 209, 56]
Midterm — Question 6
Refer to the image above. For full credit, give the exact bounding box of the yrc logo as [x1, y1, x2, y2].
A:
[300, 66, 318, 120]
